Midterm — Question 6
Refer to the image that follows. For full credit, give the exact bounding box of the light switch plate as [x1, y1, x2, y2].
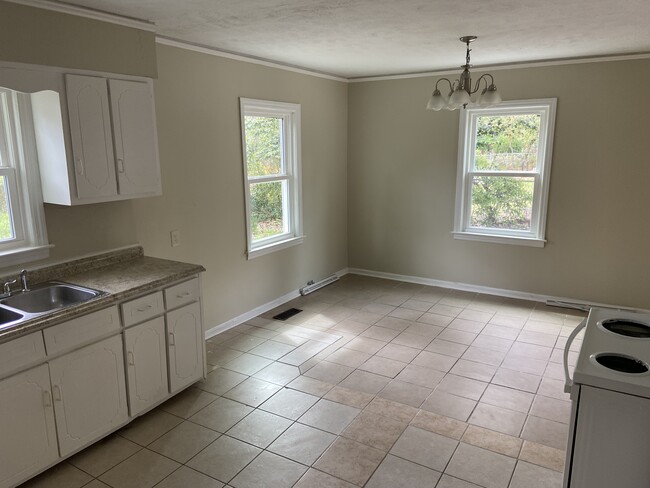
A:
[170, 229, 180, 247]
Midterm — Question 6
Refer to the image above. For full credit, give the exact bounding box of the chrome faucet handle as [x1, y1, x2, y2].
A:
[20, 269, 29, 292]
[3, 279, 17, 294]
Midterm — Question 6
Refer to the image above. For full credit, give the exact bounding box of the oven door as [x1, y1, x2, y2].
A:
[567, 385, 650, 488]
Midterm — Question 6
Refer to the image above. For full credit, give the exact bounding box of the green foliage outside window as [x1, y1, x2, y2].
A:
[245, 116, 285, 240]
[0, 176, 12, 240]
[470, 115, 540, 230]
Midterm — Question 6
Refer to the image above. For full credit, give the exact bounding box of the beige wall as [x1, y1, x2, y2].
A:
[0, 1, 157, 77]
[131, 45, 349, 326]
[0, 7, 348, 328]
[348, 59, 650, 309]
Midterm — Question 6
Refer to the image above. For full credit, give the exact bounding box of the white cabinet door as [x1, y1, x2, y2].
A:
[0, 364, 58, 488]
[109, 79, 161, 197]
[167, 302, 203, 393]
[65, 74, 117, 199]
[124, 317, 168, 416]
[49, 335, 128, 457]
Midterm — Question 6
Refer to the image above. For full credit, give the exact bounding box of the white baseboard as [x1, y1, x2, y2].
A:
[205, 289, 300, 339]
[347, 267, 642, 312]
[205, 267, 349, 339]
[205, 266, 644, 340]
[334, 267, 349, 278]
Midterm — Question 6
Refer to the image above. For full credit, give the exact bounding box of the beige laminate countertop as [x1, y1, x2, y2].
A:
[0, 254, 205, 344]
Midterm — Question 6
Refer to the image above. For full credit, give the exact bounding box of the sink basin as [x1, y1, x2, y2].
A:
[0, 307, 24, 326]
[1, 283, 104, 314]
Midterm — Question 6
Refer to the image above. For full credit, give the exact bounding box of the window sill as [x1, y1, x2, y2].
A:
[0, 244, 53, 268]
[247, 236, 304, 260]
[452, 232, 546, 248]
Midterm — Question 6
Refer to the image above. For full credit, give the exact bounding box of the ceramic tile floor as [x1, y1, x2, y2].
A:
[20, 274, 586, 488]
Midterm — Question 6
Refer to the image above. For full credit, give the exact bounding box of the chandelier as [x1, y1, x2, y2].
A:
[426, 36, 502, 111]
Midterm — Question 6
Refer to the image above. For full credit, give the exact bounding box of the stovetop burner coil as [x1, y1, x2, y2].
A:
[601, 319, 650, 338]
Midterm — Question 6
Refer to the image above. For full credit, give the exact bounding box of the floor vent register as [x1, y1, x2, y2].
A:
[273, 308, 303, 321]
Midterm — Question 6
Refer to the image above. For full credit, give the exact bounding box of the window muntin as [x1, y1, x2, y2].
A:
[454, 99, 556, 246]
[240, 99, 302, 258]
[0, 87, 49, 265]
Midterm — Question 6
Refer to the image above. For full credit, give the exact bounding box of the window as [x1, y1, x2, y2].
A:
[454, 99, 556, 247]
[240, 98, 303, 258]
[0, 88, 49, 266]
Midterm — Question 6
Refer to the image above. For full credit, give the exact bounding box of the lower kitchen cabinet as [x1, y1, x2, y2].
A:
[49, 335, 128, 457]
[167, 302, 203, 393]
[0, 364, 58, 488]
[0, 274, 204, 487]
[124, 317, 168, 416]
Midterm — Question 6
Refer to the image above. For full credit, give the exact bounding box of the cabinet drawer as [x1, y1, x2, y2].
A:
[122, 291, 164, 327]
[165, 278, 199, 310]
[44, 306, 120, 355]
[0, 332, 46, 378]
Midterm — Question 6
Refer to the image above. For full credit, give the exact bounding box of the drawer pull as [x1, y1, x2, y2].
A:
[43, 390, 52, 408]
[176, 292, 191, 298]
[136, 304, 153, 313]
[169, 332, 175, 346]
[53, 385, 62, 402]
[127, 351, 135, 366]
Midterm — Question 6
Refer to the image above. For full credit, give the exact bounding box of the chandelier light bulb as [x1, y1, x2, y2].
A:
[480, 84, 502, 106]
[449, 87, 471, 107]
[426, 89, 447, 111]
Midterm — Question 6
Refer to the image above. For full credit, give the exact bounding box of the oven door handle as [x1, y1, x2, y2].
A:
[564, 318, 587, 393]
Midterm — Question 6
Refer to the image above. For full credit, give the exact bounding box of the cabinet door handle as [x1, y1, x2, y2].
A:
[43, 390, 52, 408]
[136, 304, 153, 312]
[53, 385, 62, 402]
[176, 292, 191, 298]
[169, 332, 175, 346]
[75, 158, 84, 175]
[127, 351, 135, 366]
[117, 158, 125, 173]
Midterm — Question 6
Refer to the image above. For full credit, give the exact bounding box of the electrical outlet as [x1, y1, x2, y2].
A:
[170, 229, 180, 247]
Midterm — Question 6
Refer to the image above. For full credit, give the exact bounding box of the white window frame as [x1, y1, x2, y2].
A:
[453, 99, 557, 247]
[240, 98, 303, 259]
[0, 88, 49, 267]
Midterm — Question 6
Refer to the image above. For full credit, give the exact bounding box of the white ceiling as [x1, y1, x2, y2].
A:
[53, 0, 650, 79]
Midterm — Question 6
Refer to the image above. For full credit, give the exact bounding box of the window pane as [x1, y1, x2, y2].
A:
[250, 180, 286, 241]
[244, 115, 283, 177]
[0, 175, 15, 241]
[470, 176, 534, 231]
[474, 114, 541, 171]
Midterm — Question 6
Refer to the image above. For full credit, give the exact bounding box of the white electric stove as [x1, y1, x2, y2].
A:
[563, 308, 650, 488]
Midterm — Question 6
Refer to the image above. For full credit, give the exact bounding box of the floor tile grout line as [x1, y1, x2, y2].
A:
[33, 276, 577, 487]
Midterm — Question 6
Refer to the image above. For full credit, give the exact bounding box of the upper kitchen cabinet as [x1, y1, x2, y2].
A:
[65, 74, 117, 199]
[108, 79, 161, 196]
[31, 73, 162, 205]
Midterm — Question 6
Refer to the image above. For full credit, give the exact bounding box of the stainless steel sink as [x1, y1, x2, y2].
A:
[0, 307, 24, 327]
[0, 282, 105, 314]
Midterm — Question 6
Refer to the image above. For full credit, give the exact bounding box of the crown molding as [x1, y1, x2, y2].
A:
[4, 0, 156, 31]
[156, 37, 348, 83]
[349, 53, 650, 82]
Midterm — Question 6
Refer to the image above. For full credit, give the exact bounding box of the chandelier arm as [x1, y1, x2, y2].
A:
[435, 78, 454, 93]
[471, 74, 494, 94]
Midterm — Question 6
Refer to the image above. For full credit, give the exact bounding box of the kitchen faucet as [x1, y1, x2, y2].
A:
[20, 269, 29, 292]
[0, 270, 29, 298]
